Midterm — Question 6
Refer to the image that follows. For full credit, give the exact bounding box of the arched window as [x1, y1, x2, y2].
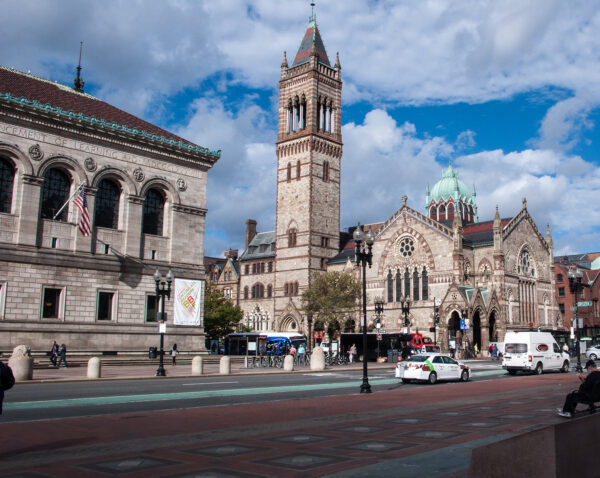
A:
[0, 158, 15, 213]
[244, 286, 249, 299]
[447, 203, 454, 220]
[422, 266, 428, 300]
[395, 269, 401, 302]
[288, 228, 297, 247]
[252, 284, 264, 299]
[429, 205, 436, 220]
[439, 204, 446, 221]
[143, 188, 165, 236]
[387, 271, 393, 302]
[323, 161, 330, 182]
[469, 205, 474, 222]
[296, 160, 301, 181]
[267, 284, 272, 298]
[41, 168, 70, 221]
[404, 268, 410, 298]
[95, 178, 120, 229]
[413, 267, 420, 301]
[287, 163, 292, 181]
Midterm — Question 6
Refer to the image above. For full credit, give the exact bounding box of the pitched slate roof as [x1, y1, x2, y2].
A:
[239, 231, 276, 260]
[0, 66, 220, 158]
[462, 218, 511, 246]
[291, 17, 331, 68]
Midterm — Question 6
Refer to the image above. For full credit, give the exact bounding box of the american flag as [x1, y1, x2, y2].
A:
[73, 187, 91, 237]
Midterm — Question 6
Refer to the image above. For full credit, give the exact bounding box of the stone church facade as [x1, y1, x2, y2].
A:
[0, 66, 219, 353]
[208, 11, 562, 351]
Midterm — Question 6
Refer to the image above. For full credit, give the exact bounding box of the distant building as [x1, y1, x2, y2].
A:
[554, 253, 600, 340]
[0, 66, 220, 352]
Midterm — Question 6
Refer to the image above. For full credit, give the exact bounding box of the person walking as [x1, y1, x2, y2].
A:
[349, 343, 357, 363]
[171, 344, 178, 365]
[56, 344, 69, 368]
[298, 343, 306, 364]
[49, 340, 59, 367]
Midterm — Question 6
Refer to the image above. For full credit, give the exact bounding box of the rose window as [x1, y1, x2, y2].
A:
[399, 237, 415, 257]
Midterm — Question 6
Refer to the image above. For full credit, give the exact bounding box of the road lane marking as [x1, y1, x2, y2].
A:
[181, 381, 239, 386]
[4, 370, 507, 411]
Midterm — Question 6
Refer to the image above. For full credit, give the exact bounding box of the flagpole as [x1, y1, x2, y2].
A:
[53, 183, 84, 220]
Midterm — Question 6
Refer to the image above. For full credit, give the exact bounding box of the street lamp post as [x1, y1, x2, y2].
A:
[374, 297, 384, 359]
[400, 296, 411, 332]
[354, 222, 375, 394]
[461, 307, 468, 359]
[154, 268, 174, 377]
[433, 298, 440, 345]
[568, 267, 584, 373]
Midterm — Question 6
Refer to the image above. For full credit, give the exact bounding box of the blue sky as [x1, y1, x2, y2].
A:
[2, 0, 600, 257]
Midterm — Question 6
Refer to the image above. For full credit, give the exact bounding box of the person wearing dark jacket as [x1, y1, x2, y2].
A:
[1, 360, 15, 414]
[558, 359, 600, 417]
[56, 344, 69, 368]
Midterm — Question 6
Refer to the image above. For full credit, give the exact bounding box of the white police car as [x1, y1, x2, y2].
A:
[396, 354, 470, 384]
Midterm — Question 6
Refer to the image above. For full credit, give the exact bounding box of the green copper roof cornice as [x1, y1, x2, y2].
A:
[0, 92, 221, 159]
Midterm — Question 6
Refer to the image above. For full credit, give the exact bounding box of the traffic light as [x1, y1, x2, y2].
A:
[529, 322, 533, 330]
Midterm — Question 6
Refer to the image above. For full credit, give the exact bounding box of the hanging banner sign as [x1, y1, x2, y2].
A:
[173, 279, 205, 326]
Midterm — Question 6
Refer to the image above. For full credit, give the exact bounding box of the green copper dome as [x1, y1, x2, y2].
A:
[429, 165, 471, 202]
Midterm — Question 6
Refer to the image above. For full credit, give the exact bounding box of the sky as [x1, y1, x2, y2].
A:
[2, 0, 600, 258]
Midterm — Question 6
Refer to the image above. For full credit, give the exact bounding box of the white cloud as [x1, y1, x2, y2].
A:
[3, 0, 600, 255]
[176, 96, 276, 256]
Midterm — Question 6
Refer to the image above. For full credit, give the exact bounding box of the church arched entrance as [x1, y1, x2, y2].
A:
[448, 311, 461, 351]
[472, 310, 482, 355]
[280, 315, 300, 333]
[489, 311, 498, 343]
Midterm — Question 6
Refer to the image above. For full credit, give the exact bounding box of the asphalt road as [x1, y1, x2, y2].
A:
[3, 360, 512, 423]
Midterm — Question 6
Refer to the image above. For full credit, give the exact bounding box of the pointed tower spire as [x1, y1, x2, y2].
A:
[334, 52, 341, 70]
[546, 224, 554, 265]
[493, 206, 503, 252]
[73, 41, 85, 93]
[291, 2, 330, 68]
[281, 51, 288, 68]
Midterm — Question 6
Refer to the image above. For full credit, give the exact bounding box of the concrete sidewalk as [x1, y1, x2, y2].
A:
[24, 357, 399, 382]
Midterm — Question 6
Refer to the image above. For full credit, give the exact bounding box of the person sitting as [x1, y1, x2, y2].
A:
[558, 359, 600, 418]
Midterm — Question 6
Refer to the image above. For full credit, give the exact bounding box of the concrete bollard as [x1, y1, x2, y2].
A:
[192, 356, 204, 375]
[219, 355, 231, 375]
[310, 346, 326, 371]
[283, 354, 294, 371]
[8, 345, 34, 381]
[87, 357, 101, 379]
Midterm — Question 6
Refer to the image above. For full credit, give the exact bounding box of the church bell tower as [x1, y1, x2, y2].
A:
[274, 9, 342, 330]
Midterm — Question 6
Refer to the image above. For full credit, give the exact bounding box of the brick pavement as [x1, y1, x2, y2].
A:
[0, 369, 582, 478]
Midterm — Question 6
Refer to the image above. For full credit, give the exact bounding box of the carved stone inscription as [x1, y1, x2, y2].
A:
[0, 122, 202, 179]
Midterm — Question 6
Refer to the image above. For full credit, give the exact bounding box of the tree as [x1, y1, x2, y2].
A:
[301, 271, 361, 341]
[203, 282, 244, 341]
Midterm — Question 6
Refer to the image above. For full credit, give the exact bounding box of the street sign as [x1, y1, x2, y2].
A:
[577, 301, 592, 307]
[377, 334, 382, 341]
[570, 307, 578, 312]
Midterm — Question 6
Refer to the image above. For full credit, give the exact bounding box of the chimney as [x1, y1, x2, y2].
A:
[245, 219, 257, 249]
[224, 248, 238, 260]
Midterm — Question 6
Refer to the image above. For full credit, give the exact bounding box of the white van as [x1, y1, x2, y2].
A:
[502, 331, 570, 375]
